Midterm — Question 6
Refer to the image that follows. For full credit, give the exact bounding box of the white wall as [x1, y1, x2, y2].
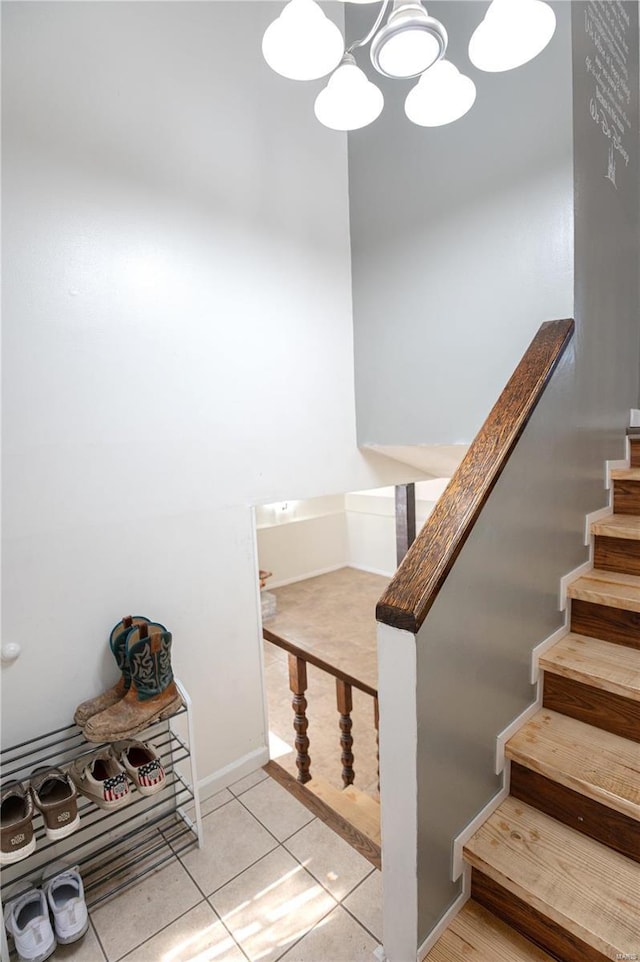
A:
[346, 481, 448, 576]
[256, 481, 449, 586]
[1, 1, 413, 786]
[348, 0, 574, 446]
[257, 496, 348, 587]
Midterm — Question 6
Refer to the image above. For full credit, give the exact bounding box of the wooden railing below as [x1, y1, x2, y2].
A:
[263, 627, 379, 790]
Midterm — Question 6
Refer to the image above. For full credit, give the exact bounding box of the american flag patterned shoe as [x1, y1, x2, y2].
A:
[112, 740, 166, 797]
[68, 750, 131, 811]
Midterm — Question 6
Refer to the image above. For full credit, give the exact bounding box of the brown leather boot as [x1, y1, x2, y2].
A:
[83, 623, 183, 742]
[74, 616, 150, 727]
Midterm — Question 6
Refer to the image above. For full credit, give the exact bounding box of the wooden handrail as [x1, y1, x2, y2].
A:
[376, 318, 575, 634]
[263, 627, 378, 698]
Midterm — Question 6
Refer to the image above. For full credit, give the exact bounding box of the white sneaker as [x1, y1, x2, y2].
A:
[3, 888, 56, 962]
[43, 867, 89, 945]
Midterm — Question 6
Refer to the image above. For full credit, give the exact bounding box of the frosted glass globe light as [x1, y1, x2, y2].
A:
[262, 0, 344, 81]
[377, 28, 440, 78]
[405, 60, 476, 126]
[314, 61, 384, 130]
[468, 0, 556, 72]
[370, 2, 447, 79]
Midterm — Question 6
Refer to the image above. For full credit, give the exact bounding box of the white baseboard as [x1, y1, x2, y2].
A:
[267, 564, 346, 589]
[348, 563, 395, 579]
[417, 867, 470, 961]
[495, 686, 542, 774]
[584, 504, 613, 546]
[198, 746, 269, 800]
[605, 458, 629, 490]
[559, 559, 592, 611]
[531, 620, 569, 684]
[267, 563, 394, 590]
[580, 454, 628, 546]
[451, 762, 511, 883]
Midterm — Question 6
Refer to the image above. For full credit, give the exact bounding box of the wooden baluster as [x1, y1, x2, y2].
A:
[336, 679, 355, 787]
[373, 696, 380, 794]
[288, 654, 311, 784]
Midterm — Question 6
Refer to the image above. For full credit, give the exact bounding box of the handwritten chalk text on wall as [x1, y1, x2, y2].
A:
[584, 0, 633, 189]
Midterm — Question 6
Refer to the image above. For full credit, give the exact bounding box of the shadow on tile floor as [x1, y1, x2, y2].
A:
[28, 769, 381, 962]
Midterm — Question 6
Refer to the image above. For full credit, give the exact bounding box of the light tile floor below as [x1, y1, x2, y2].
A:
[31, 770, 381, 962]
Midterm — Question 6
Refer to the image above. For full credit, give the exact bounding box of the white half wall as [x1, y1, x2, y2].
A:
[346, 481, 449, 577]
[377, 622, 418, 962]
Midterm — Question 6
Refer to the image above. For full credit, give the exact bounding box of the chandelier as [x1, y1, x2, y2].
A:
[262, 0, 557, 130]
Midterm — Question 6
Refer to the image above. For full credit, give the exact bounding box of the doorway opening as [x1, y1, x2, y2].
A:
[254, 480, 449, 860]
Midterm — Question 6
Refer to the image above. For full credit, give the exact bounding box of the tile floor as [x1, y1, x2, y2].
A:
[38, 770, 382, 962]
[263, 569, 387, 799]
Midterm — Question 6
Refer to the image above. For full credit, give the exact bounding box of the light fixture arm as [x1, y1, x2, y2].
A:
[346, 0, 391, 54]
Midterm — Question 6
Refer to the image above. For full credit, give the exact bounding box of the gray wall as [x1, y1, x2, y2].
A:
[347, 1, 574, 446]
[573, 0, 640, 421]
[410, 1, 639, 943]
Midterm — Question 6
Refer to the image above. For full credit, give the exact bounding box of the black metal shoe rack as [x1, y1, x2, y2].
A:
[0, 681, 203, 961]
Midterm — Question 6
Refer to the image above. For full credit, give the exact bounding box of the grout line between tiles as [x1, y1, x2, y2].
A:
[114, 892, 251, 962]
[261, 895, 340, 962]
[117, 774, 378, 962]
[181, 789, 236, 826]
[200, 897, 253, 962]
[206, 842, 305, 907]
[228, 771, 270, 798]
[174, 850, 214, 901]
[113, 897, 206, 962]
[173, 794, 281, 901]
[199, 793, 236, 820]
[282, 832, 378, 906]
[234, 785, 316, 848]
[252, 798, 381, 951]
[203, 831, 340, 962]
[88, 916, 109, 962]
[186, 837, 282, 901]
[340, 900, 382, 947]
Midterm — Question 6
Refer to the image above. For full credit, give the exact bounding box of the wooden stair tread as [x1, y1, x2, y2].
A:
[568, 569, 640, 611]
[506, 709, 640, 820]
[425, 901, 555, 962]
[591, 514, 640, 540]
[342, 785, 381, 821]
[463, 797, 640, 957]
[610, 468, 640, 481]
[306, 777, 381, 845]
[539, 633, 640, 701]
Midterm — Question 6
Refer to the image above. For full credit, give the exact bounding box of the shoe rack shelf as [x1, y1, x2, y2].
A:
[0, 679, 202, 962]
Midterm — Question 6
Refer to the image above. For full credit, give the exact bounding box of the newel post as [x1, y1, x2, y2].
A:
[377, 621, 418, 962]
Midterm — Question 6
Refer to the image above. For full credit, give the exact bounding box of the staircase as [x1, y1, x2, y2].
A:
[426, 430, 640, 961]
